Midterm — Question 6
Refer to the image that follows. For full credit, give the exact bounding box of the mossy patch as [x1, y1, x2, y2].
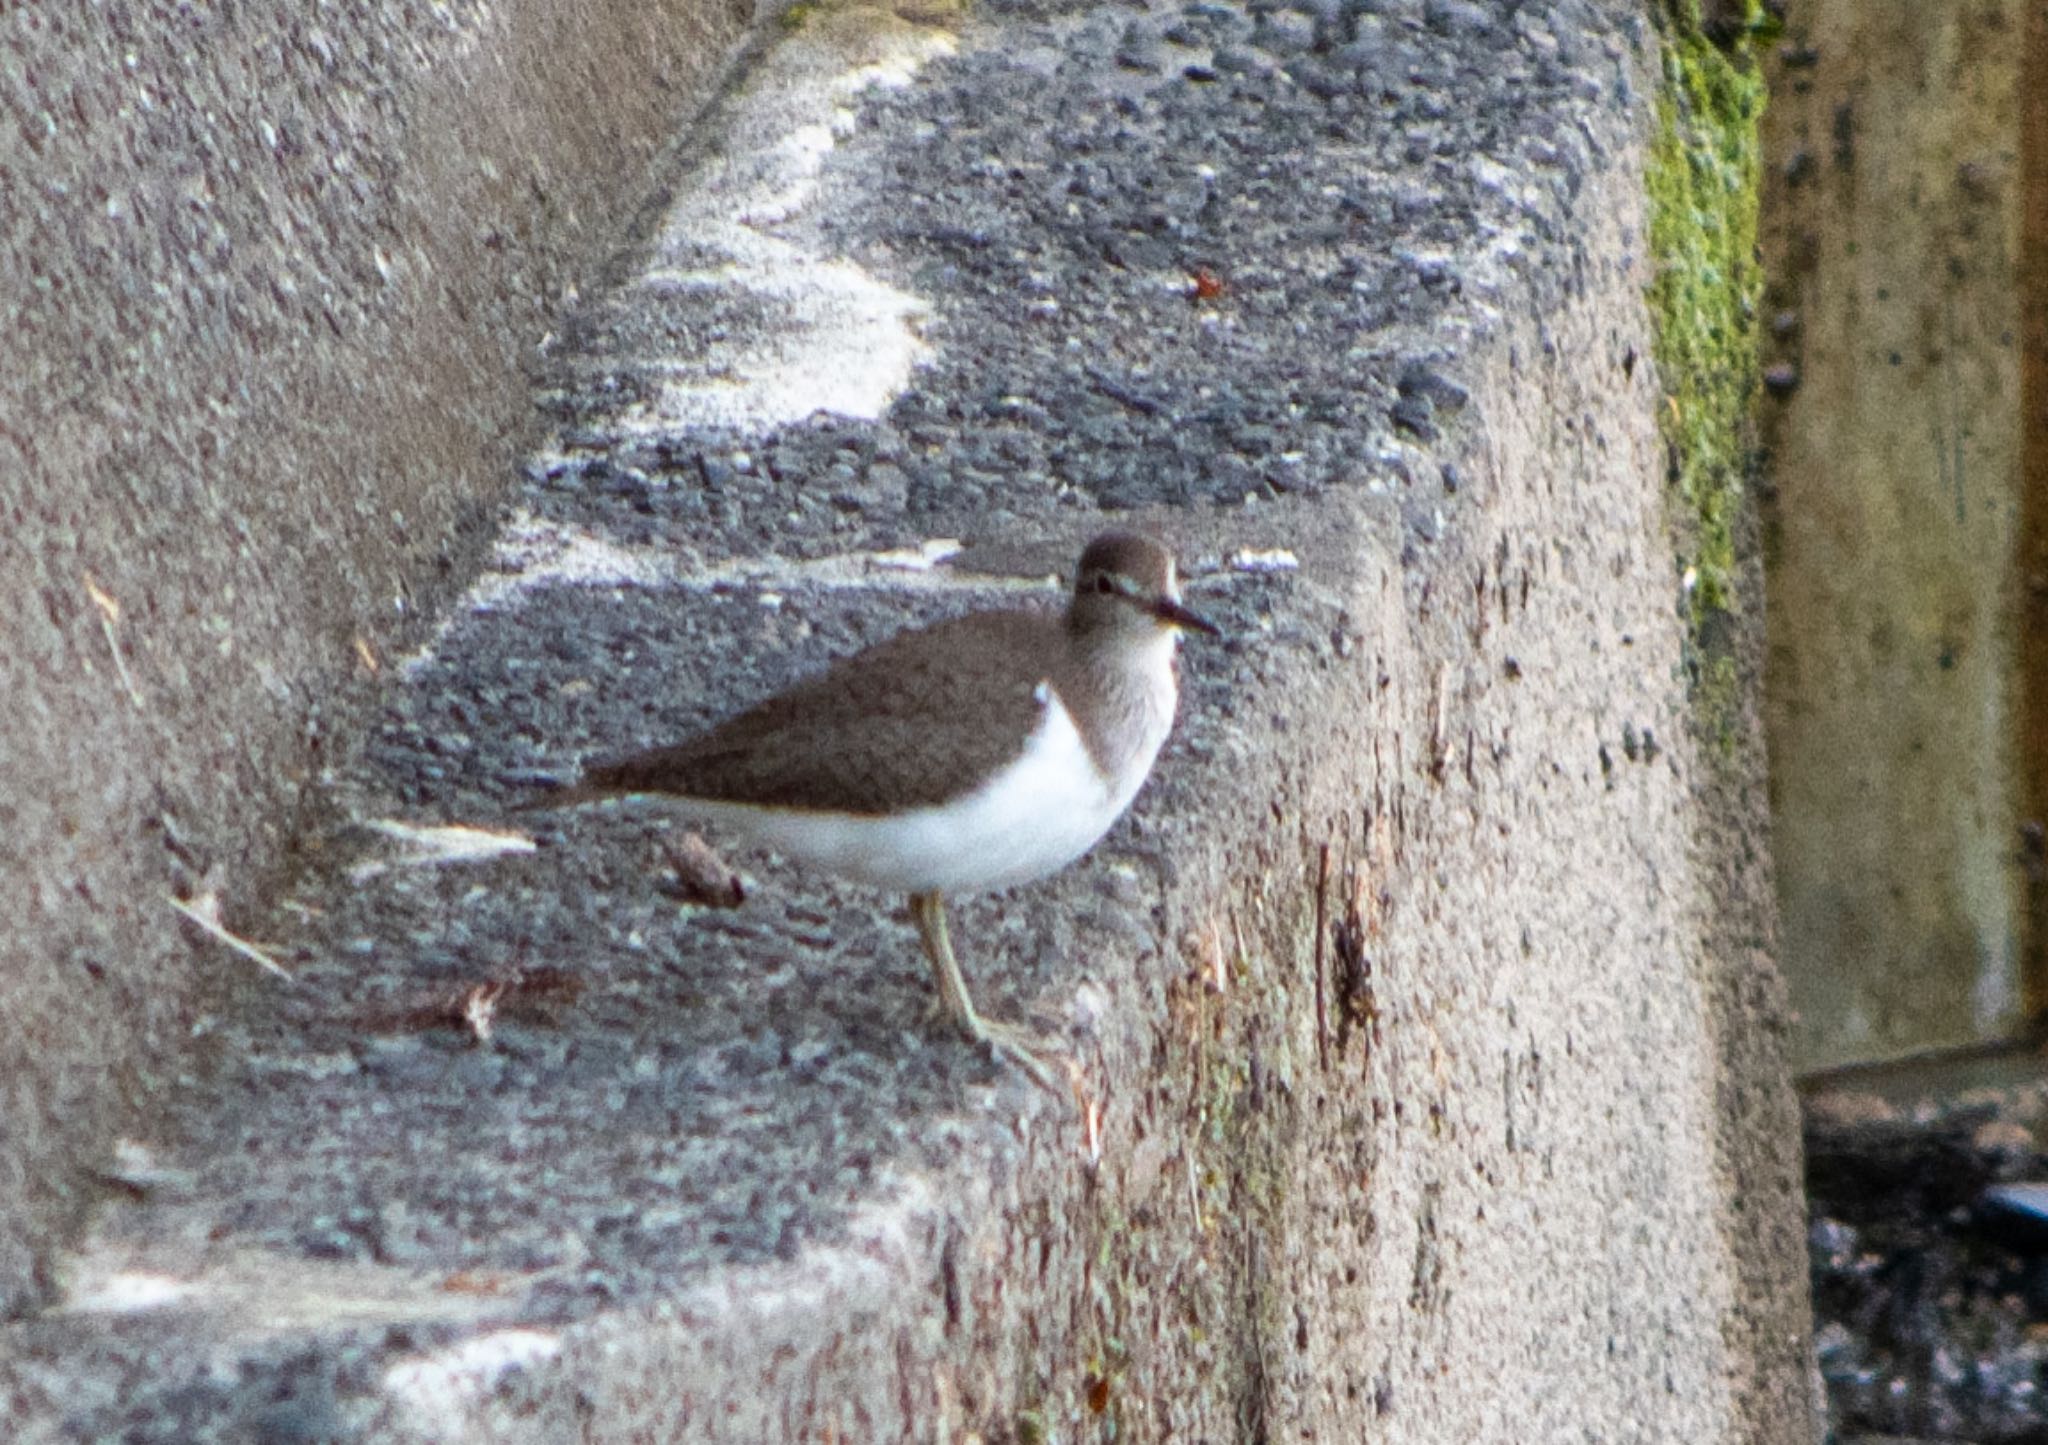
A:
[1644, 0, 1770, 728]
[1056, 899, 1299, 1441]
[775, 0, 822, 31]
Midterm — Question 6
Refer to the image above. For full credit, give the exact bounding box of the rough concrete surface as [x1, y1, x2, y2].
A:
[1, 0, 1817, 1439]
[0, 0, 753, 1310]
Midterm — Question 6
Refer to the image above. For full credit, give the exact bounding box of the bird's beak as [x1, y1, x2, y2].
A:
[1149, 595, 1222, 637]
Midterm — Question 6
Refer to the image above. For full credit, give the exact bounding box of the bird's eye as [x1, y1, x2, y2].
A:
[1094, 575, 1115, 595]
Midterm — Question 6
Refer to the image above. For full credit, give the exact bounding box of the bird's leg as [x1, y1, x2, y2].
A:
[910, 890, 978, 1030]
[909, 891, 1066, 1097]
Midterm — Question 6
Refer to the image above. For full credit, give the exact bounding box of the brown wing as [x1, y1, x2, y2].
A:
[575, 609, 1062, 815]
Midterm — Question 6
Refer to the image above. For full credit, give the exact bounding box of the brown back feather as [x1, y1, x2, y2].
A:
[574, 609, 1068, 815]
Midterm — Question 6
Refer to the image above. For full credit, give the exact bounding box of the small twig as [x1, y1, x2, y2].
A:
[1086, 367, 1166, 416]
[653, 832, 747, 908]
[1312, 842, 1331, 1072]
[167, 895, 292, 980]
[438, 1270, 510, 1296]
[353, 966, 582, 1038]
[84, 572, 145, 710]
[348, 819, 537, 883]
[462, 983, 502, 1043]
[1428, 669, 1450, 783]
[1077, 1085, 1104, 1169]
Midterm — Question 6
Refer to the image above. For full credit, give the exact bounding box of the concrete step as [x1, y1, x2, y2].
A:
[0, 1, 1817, 1439]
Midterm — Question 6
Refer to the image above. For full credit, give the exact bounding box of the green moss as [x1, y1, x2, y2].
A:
[776, 0, 820, 32]
[1644, 2, 1767, 666]
[1065, 910, 1298, 1440]
[1695, 648, 1742, 750]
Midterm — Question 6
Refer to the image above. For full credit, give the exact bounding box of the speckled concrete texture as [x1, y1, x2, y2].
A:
[0, 0, 753, 1310]
[0, 0, 1817, 1439]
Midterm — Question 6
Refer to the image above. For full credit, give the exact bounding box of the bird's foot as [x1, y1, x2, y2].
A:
[908, 892, 1073, 1101]
[964, 1015, 1073, 1100]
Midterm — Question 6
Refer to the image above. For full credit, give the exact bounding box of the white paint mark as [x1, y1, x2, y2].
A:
[400, 515, 1046, 675]
[385, 1329, 563, 1436]
[545, 15, 956, 439]
[67, 1272, 193, 1314]
[1228, 548, 1299, 573]
[869, 538, 963, 571]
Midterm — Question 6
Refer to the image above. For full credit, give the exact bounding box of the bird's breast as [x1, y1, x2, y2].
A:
[723, 690, 1132, 894]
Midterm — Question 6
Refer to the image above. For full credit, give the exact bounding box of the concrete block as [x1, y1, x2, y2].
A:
[0, 0, 1818, 1438]
[0, 0, 755, 1310]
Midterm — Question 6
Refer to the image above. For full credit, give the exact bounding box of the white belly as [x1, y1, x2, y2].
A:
[688, 691, 1164, 895]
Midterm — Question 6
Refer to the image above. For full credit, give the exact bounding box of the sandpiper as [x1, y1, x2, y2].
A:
[525, 531, 1219, 1090]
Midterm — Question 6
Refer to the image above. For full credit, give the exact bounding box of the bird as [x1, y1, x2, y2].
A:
[521, 530, 1219, 1091]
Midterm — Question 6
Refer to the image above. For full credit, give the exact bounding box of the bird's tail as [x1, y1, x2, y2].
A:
[510, 743, 702, 812]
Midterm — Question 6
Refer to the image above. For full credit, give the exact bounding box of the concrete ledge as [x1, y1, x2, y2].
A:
[0, 0, 754, 1308]
[1, 0, 1817, 1438]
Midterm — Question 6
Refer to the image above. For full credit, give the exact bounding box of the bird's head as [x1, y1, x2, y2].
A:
[1069, 531, 1221, 643]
